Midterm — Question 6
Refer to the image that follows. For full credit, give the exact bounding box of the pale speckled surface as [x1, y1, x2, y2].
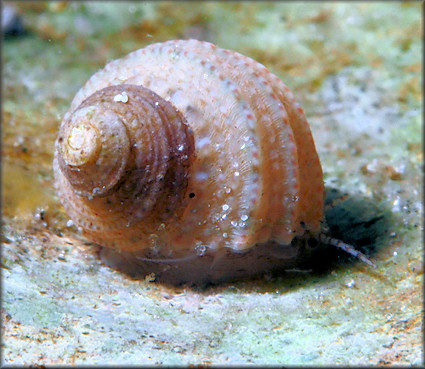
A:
[2, 2, 422, 366]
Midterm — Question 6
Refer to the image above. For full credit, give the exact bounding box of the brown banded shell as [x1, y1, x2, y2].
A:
[54, 39, 328, 284]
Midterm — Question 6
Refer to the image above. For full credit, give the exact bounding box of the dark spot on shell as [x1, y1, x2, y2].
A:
[189, 192, 195, 198]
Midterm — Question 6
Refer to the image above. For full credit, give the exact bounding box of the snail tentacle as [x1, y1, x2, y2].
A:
[318, 233, 377, 268]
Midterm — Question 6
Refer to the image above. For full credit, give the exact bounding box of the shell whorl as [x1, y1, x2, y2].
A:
[54, 39, 324, 261]
[55, 84, 194, 229]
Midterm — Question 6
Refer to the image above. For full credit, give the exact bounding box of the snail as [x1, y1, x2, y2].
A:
[53, 39, 375, 285]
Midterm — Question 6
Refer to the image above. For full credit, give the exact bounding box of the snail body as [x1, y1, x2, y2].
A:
[54, 40, 372, 285]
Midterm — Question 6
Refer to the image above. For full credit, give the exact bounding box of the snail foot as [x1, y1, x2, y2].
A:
[99, 242, 303, 286]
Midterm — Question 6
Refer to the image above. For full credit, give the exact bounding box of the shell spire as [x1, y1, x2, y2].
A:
[55, 84, 194, 232]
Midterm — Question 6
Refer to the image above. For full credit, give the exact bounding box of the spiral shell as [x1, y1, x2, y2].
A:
[54, 39, 325, 284]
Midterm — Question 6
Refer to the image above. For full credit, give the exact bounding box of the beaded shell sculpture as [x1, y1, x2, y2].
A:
[53, 39, 374, 285]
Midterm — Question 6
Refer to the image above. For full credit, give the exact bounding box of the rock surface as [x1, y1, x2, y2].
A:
[2, 2, 422, 366]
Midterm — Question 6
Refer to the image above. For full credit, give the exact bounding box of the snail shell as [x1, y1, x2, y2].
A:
[54, 39, 326, 284]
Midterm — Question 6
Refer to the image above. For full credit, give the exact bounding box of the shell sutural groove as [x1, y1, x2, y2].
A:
[54, 39, 375, 285]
